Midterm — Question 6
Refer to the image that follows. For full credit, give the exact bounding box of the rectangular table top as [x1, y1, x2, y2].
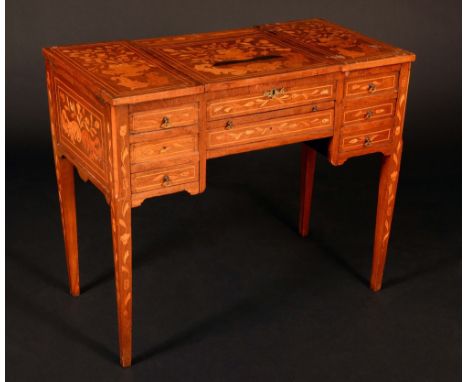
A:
[43, 18, 415, 104]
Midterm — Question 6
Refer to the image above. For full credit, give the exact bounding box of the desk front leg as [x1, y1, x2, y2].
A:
[370, 139, 403, 292]
[109, 105, 133, 367]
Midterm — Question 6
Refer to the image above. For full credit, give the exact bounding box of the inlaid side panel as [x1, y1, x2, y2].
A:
[54, 78, 109, 192]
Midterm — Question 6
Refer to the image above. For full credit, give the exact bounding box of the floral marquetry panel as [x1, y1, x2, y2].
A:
[136, 32, 329, 82]
[52, 41, 199, 97]
[263, 19, 411, 62]
[55, 78, 107, 186]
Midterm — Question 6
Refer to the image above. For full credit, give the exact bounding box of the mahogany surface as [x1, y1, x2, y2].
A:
[43, 18, 415, 367]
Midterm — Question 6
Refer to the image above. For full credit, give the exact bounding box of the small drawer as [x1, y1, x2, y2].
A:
[131, 104, 198, 133]
[207, 109, 334, 149]
[341, 129, 392, 152]
[206, 76, 335, 120]
[345, 72, 398, 98]
[131, 164, 198, 193]
[343, 99, 395, 125]
[131, 135, 197, 164]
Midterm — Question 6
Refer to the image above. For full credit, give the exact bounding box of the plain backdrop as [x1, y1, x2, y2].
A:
[6, 0, 461, 381]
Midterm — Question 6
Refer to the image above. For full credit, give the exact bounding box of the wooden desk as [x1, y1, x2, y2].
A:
[43, 18, 415, 367]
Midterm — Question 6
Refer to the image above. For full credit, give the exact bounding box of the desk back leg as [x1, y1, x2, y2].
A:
[370, 140, 403, 291]
[298, 144, 317, 237]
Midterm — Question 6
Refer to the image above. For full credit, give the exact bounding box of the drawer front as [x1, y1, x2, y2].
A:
[131, 104, 197, 133]
[345, 73, 398, 98]
[341, 128, 392, 152]
[343, 100, 395, 125]
[207, 110, 334, 149]
[131, 135, 197, 164]
[207, 79, 335, 120]
[131, 164, 198, 193]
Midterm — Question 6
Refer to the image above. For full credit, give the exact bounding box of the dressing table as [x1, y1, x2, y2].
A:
[43, 18, 415, 367]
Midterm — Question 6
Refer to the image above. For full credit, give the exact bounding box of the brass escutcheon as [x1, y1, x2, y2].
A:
[225, 120, 234, 130]
[264, 87, 286, 99]
[162, 175, 171, 186]
[161, 116, 171, 129]
[365, 110, 374, 119]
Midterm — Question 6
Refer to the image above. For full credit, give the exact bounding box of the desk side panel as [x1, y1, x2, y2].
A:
[46, 60, 111, 200]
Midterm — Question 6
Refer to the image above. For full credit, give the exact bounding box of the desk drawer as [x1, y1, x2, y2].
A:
[340, 118, 394, 153]
[131, 104, 198, 133]
[341, 129, 392, 152]
[343, 98, 395, 125]
[345, 73, 398, 98]
[207, 109, 334, 149]
[206, 76, 335, 120]
[131, 163, 198, 193]
[131, 135, 197, 165]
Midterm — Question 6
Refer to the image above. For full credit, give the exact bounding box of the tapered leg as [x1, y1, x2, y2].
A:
[54, 156, 80, 296]
[110, 196, 133, 367]
[370, 140, 403, 292]
[298, 144, 317, 237]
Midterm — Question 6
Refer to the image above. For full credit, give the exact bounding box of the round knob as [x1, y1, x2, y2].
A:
[364, 110, 374, 120]
[161, 116, 171, 129]
[225, 120, 234, 130]
[368, 83, 376, 93]
[162, 175, 171, 186]
[364, 136, 372, 147]
[312, 105, 318, 112]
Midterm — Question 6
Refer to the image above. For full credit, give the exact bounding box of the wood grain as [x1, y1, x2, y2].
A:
[370, 62, 412, 292]
[131, 104, 198, 133]
[44, 19, 415, 367]
[46, 65, 81, 297]
[207, 110, 334, 149]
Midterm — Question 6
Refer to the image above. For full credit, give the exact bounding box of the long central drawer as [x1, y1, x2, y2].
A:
[207, 108, 334, 150]
[206, 75, 336, 121]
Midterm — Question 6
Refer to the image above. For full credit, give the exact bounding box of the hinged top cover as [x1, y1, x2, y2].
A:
[43, 18, 415, 104]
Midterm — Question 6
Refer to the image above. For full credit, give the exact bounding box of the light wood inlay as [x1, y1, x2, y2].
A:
[44, 18, 415, 368]
[345, 73, 398, 97]
[131, 135, 197, 164]
[207, 110, 334, 149]
[131, 104, 198, 133]
[343, 101, 395, 124]
[207, 82, 334, 120]
[131, 164, 198, 193]
[341, 129, 392, 151]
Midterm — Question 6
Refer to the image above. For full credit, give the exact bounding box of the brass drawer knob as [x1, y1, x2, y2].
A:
[264, 87, 286, 99]
[364, 136, 372, 147]
[312, 105, 318, 112]
[161, 116, 171, 129]
[225, 120, 234, 130]
[368, 83, 377, 93]
[162, 175, 171, 186]
[364, 110, 374, 119]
